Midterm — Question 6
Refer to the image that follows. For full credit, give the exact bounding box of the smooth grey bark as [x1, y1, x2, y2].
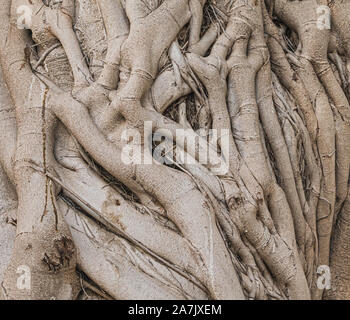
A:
[0, 0, 349, 300]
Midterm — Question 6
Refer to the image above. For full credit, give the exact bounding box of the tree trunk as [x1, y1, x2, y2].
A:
[0, 0, 349, 300]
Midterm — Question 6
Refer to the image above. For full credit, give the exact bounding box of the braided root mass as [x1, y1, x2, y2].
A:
[0, 0, 349, 300]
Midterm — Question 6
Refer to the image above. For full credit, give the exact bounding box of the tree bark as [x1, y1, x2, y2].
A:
[0, 0, 349, 300]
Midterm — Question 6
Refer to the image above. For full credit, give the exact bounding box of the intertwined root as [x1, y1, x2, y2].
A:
[1, 0, 350, 300]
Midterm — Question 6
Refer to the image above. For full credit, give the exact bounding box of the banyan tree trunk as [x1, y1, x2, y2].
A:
[0, 0, 349, 300]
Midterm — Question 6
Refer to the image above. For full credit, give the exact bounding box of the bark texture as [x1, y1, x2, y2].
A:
[0, 0, 349, 300]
